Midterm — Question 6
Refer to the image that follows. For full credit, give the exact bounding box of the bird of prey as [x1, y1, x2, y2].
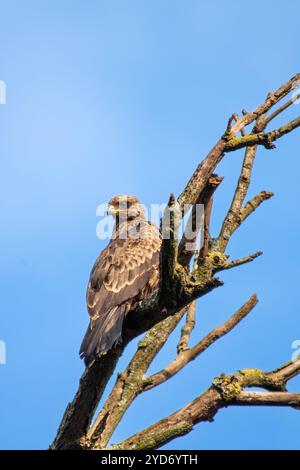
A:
[80, 195, 161, 366]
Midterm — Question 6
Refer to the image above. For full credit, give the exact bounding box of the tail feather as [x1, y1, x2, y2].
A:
[79, 304, 126, 366]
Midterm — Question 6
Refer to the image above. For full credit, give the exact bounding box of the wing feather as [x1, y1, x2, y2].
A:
[86, 220, 161, 321]
[81, 215, 161, 364]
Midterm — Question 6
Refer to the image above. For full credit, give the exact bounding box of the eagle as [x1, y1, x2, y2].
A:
[80, 195, 161, 366]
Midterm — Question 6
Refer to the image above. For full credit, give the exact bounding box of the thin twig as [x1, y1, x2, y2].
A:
[241, 191, 274, 221]
[263, 94, 300, 128]
[177, 302, 196, 353]
[218, 146, 258, 251]
[268, 358, 300, 383]
[230, 73, 300, 135]
[232, 391, 300, 407]
[143, 294, 258, 391]
[215, 251, 263, 273]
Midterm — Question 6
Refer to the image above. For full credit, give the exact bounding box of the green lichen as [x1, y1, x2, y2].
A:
[193, 264, 213, 282]
[110, 421, 192, 451]
[213, 368, 286, 402]
[207, 251, 227, 268]
[213, 374, 242, 400]
[239, 368, 285, 390]
[193, 250, 227, 282]
[239, 368, 263, 382]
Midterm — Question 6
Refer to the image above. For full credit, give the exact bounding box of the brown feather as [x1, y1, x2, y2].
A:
[80, 207, 161, 366]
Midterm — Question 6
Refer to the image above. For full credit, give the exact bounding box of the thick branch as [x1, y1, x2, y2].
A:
[198, 176, 223, 264]
[177, 139, 227, 209]
[110, 360, 300, 450]
[86, 308, 187, 449]
[51, 344, 126, 449]
[160, 193, 181, 304]
[108, 387, 222, 450]
[178, 175, 223, 267]
[52, 273, 221, 449]
[177, 301, 196, 353]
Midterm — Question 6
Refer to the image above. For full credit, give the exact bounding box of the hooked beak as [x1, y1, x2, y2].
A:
[107, 205, 123, 216]
[107, 205, 115, 216]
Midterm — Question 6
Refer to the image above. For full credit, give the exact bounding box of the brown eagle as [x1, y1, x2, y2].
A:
[80, 195, 161, 366]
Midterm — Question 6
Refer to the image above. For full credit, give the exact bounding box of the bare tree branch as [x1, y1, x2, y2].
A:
[109, 360, 300, 450]
[241, 190, 274, 220]
[230, 73, 300, 134]
[142, 294, 258, 391]
[218, 190, 273, 252]
[198, 176, 223, 264]
[177, 74, 300, 209]
[225, 116, 300, 152]
[177, 301, 196, 353]
[178, 175, 223, 267]
[231, 391, 300, 407]
[51, 344, 126, 449]
[268, 358, 300, 383]
[86, 308, 187, 449]
[215, 251, 263, 273]
[108, 387, 222, 450]
[218, 145, 258, 251]
[263, 93, 300, 128]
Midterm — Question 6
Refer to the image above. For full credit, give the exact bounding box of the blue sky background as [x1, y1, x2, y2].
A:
[0, 0, 299, 450]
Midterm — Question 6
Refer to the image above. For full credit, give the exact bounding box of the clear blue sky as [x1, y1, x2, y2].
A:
[0, 0, 299, 450]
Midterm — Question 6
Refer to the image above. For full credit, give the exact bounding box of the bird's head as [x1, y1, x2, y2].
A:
[107, 195, 145, 220]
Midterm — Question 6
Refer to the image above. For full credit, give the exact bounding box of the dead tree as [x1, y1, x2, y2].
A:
[51, 74, 300, 450]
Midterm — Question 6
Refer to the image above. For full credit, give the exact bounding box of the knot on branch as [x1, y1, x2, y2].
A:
[206, 251, 228, 268]
[213, 368, 287, 402]
[263, 134, 277, 150]
[193, 250, 227, 282]
[213, 374, 242, 401]
[223, 129, 282, 152]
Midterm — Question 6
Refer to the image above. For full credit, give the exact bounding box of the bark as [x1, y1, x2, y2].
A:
[109, 361, 300, 450]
